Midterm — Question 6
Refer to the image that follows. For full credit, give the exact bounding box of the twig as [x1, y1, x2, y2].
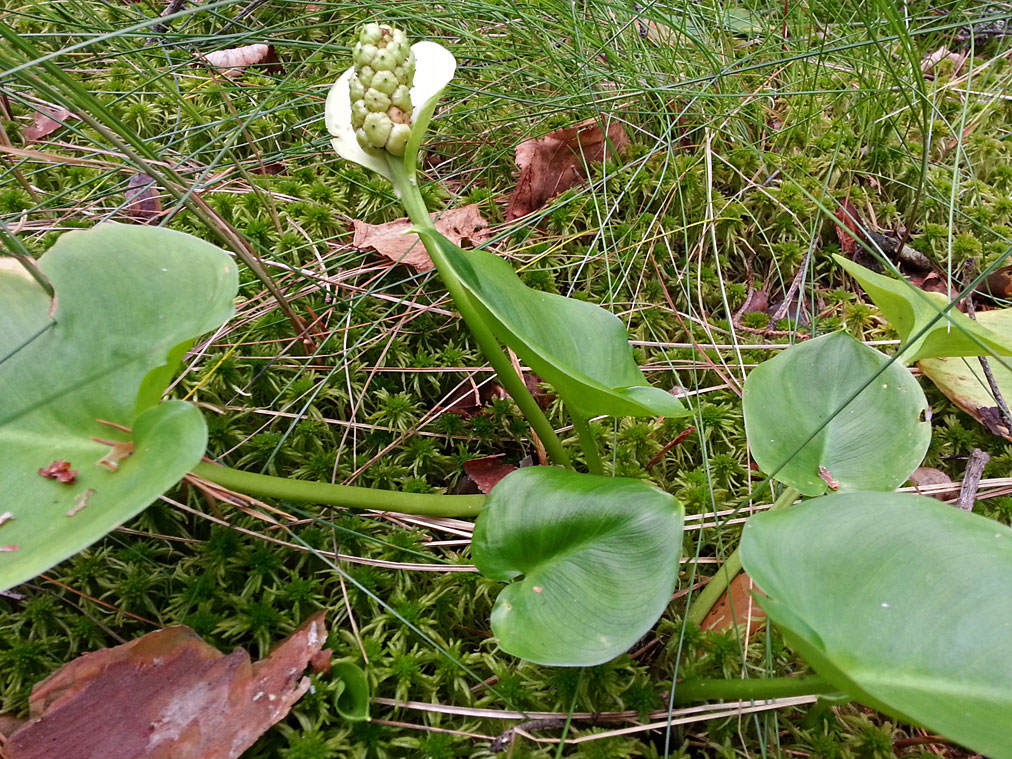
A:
[955, 449, 990, 512]
[490, 718, 570, 753]
[148, 0, 188, 39]
[645, 426, 697, 471]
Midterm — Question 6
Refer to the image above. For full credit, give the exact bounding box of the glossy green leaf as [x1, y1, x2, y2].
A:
[417, 228, 688, 419]
[472, 467, 683, 666]
[919, 308, 1012, 441]
[741, 492, 1012, 759]
[0, 223, 237, 591]
[835, 255, 1012, 363]
[743, 331, 930, 496]
[332, 661, 370, 722]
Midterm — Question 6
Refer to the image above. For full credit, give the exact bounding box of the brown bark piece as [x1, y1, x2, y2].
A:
[506, 118, 629, 221]
[701, 572, 767, 634]
[8, 612, 326, 759]
[352, 204, 491, 272]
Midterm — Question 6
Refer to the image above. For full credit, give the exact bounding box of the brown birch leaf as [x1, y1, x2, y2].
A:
[463, 455, 518, 494]
[506, 118, 630, 221]
[701, 572, 766, 633]
[7, 612, 326, 759]
[124, 174, 162, 223]
[352, 204, 491, 272]
[23, 106, 78, 142]
[199, 44, 283, 77]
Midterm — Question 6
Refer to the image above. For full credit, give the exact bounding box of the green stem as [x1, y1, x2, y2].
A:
[387, 158, 571, 468]
[193, 461, 485, 518]
[570, 411, 603, 475]
[672, 674, 836, 704]
[686, 486, 800, 627]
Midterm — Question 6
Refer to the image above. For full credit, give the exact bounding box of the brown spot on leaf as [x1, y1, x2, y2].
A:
[7, 612, 326, 759]
[463, 455, 517, 495]
[38, 460, 77, 484]
[506, 118, 629, 221]
[352, 205, 491, 272]
[0, 512, 13, 528]
[0, 546, 20, 553]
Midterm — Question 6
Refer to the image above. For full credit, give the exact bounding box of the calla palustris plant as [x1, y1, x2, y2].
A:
[1, 24, 1011, 758]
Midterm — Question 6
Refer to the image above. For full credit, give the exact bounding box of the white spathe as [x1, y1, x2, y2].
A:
[325, 40, 456, 181]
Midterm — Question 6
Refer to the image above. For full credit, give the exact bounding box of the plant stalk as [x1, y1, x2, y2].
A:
[686, 486, 800, 627]
[570, 410, 603, 475]
[388, 157, 571, 468]
[672, 674, 836, 704]
[192, 461, 485, 517]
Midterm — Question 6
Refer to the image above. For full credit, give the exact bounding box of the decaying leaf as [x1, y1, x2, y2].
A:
[7, 611, 327, 759]
[919, 308, 1012, 443]
[701, 572, 766, 633]
[907, 467, 956, 500]
[922, 46, 967, 76]
[96, 440, 135, 472]
[38, 460, 77, 484]
[352, 204, 491, 272]
[199, 44, 283, 77]
[23, 106, 78, 142]
[124, 174, 162, 223]
[981, 265, 1012, 300]
[463, 455, 518, 494]
[506, 118, 629, 221]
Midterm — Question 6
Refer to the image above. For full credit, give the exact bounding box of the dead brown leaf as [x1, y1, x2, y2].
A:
[352, 204, 491, 272]
[199, 44, 283, 77]
[506, 118, 629, 221]
[463, 455, 517, 494]
[701, 572, 766, 633]
[907, 467, 956, 500]
[7, 612, 326, 759]
[23, 106, 78, 142]
[124, 174, 162, 223]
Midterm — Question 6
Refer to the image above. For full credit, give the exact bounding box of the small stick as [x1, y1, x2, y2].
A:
[955, 448, 990, 512]
[645, 426, 697, 471]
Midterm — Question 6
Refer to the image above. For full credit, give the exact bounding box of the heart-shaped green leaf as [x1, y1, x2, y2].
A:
[417, 228, 688, 419]
[332, 661, 370, 722]
[835, 255, 1012, 363]
[743, 331, 930, 496]
[472, 467, 684, 666]
[741, 492, 1012, 759]
[0, 223, 237, 591]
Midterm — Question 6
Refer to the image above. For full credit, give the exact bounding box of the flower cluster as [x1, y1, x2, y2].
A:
[348, 24, 415, 156]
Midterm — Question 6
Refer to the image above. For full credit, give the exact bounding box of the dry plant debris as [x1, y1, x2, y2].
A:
[352, 204, 491, 272]
[701, 572, 767, 634]
[6, 612, 326, 759]
[506, 118, 629, 220]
